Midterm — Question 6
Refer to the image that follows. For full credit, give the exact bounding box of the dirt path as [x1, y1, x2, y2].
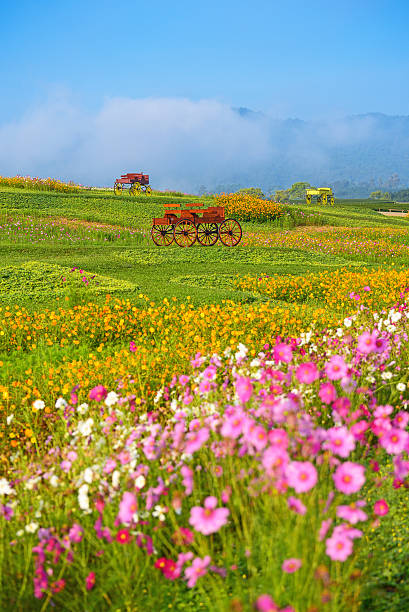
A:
[377, 211, 408, 217]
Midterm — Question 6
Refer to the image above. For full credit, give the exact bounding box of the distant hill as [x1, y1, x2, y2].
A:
[211, 111, 409, 198]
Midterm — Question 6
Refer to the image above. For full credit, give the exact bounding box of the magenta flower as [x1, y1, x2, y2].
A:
[117, 491, 137, 524]
[318, 382, 337, 404]
[325, 356, 348, 381]
[325, 533, 353, 561]
[295, 362, 319, 384]
[235, 376, 253, 403]
[189, 496, 229, 535]
[221, 412, 246, 439]
[287, 496, 307, 515]
[129, 341, 137, 353]
[68, 523, 83, 543]
[318, 518, 333, 541]
[282, 558, 302, 573]
[184, 555, 211, 587]
[89, 385, 107, 402]
[333, 462, 365, 494]
[324, 426, 356, 458]
[286, 461, 318, 493]
[374, 499, 389, 516]
[262, 447, 289, 474]
[85, 571, 96, 590]
[184, 427, 209, 454]
[273, 342, 293, 364]
[380, 428, 409, 454]
[357, 331, 377, 354]
[336, 501, 367, 524]
[255, 594, 279, 611]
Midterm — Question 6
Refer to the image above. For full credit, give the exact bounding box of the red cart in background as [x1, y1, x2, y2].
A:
[114, 173, 152, 196]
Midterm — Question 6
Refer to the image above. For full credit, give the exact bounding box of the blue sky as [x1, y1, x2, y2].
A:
[1, 0, 408, 188]
[2, 0, 409, 121]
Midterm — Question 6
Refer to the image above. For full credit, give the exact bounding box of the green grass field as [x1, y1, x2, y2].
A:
[1, 187, 409, 611]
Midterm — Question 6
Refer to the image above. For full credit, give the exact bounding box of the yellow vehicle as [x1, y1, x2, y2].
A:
[305, 187, 334, 206]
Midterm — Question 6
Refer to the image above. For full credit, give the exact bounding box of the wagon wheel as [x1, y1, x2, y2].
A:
[218, 219, 242, 246]
[196, 222, 219, 246]
[130, 182, 142, 195]
[173, 219, 197, 247]
[151, 224, 174, 246]
[145, 186, 152, 195]
[114, 183, 123, 195]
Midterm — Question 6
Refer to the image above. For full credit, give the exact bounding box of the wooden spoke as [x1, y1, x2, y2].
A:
[130, 182, 142, 195]
[196, 222, 219, 246]
[218, 219, 242, 247]
[151, 224, 174, 246]
[114, 183, 123, 195]
[173, 219, 197, 247]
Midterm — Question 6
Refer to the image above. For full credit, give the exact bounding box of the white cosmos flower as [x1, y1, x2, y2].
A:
[112, 470, 120, 488]
[33, 399, 45, 411]
[55, 397, 67, 409]
[77, 403, 89, 415]
[25, 522, 39, 534]
[83, 468, 93, 484]
[105, 391, 119, 407]
[6, 414, 14, 425]
[397, 382, 406, 392]
[77, 418, 94, 437]
[135, 475, 146, 489]
[0, 478, 13, 495]
[49, 475, 59, 487]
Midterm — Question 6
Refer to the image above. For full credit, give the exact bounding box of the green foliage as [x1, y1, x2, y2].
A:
[370, 190, 392, 200]
[236, 187, 265, 198]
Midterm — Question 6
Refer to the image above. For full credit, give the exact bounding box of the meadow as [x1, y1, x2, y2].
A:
[1, 186, 409, 611]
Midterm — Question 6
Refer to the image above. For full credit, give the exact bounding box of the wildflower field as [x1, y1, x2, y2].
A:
[1, 185, 409, 611]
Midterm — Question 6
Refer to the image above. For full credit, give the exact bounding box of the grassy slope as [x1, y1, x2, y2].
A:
[1, 189, 409, 308]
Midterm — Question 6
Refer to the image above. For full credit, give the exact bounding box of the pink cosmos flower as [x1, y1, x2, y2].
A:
[287, 496, 307, 515]
[324, 426, 356, 458]
[184, 555, 211, 587]
[282, 558, 302, 573]
[85, 571, 96, 590]
[286, 461, 318, 493]
[393, 411, 409, 429]
[318, 518, 333, 541]
[296, 362, 319, 384]
[319, 382, 337, 405]
[248, 425, 268, 451]
[129, 341, 137, 353]
[273, 342, 293, 364]
[104, 458, 117, 474]
[203, 366, 217, 381]
[89, 385, 107, 402]
[117, 491, 137, 524]
[336, 501, 367, 524]
[325, 534, 353, 561]
[68, 523, 83, 543]
[184, 428, 209, 454]
[198, 380, 212, 394]
[268, 428, 289, 448]
[380, 428, 409, 454]
[235, 377, 253, 403]
[116, 529, 131, 544]
[374, 499, 389, 516]
[255, 594, 278, 611]
[332, 524, 363, 540]
[357, 332, 377, 354]
[179, 375, 189, 386]
[262, 447, 289, 475]
[220, 411, 246, 439]
[60, 460, 72, 472]
[333, 462, 365, 495]
[325, 356, 348, 381]
[189, 496, 229, 535]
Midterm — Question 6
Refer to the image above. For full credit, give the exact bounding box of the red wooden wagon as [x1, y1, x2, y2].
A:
[151, 202, 242, 247]
[114, 173, 152, 196]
